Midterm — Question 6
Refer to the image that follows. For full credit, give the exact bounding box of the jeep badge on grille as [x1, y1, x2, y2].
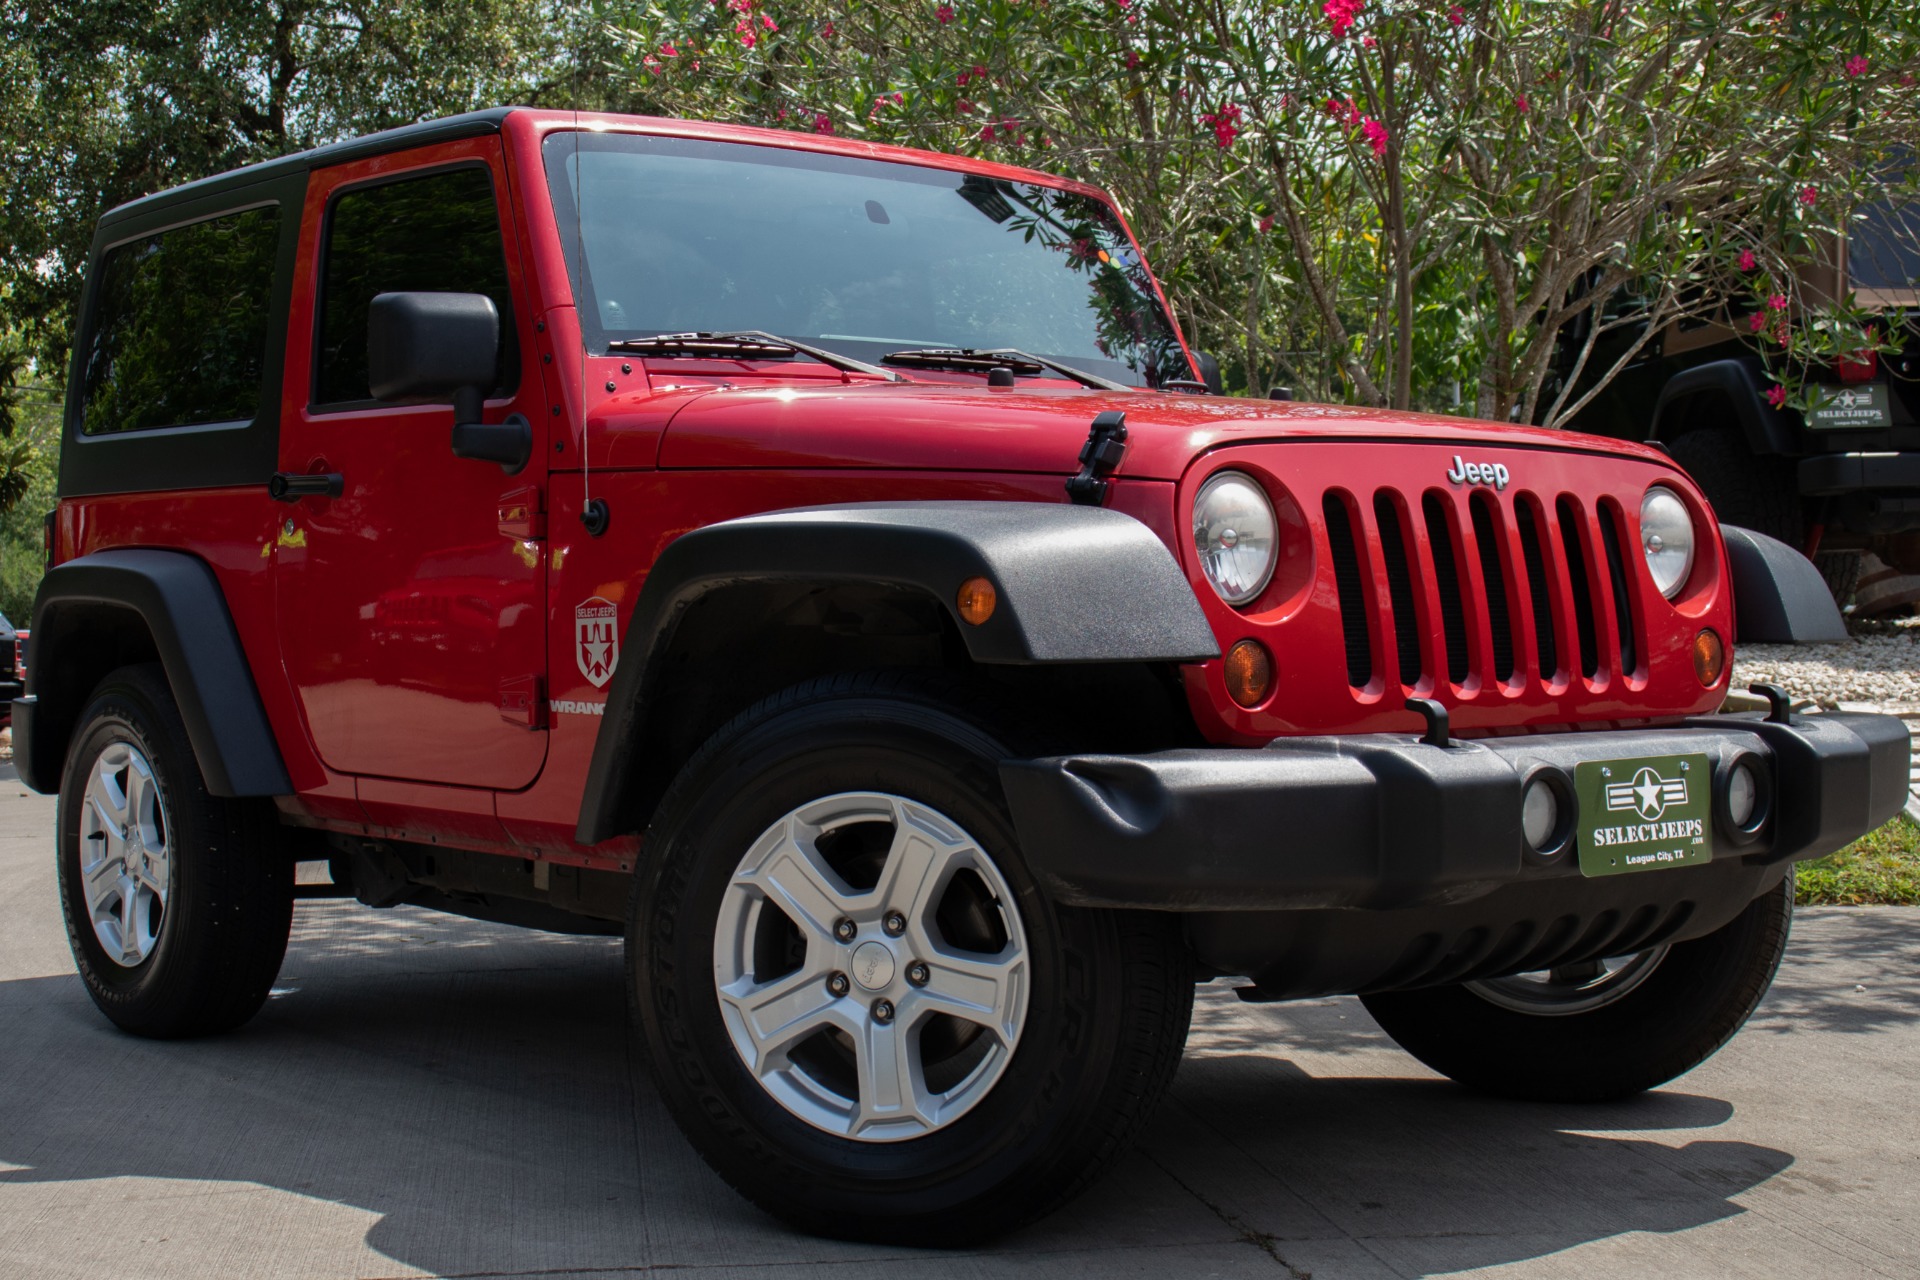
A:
[1446, 455, 1510, 490]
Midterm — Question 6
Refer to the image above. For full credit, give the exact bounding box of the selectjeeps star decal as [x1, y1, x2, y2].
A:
[575, 596, 620, 689]
[1606, 766, 1690, 821]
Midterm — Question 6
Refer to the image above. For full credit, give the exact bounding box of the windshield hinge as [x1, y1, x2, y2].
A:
[1066, 410, 1128, 506]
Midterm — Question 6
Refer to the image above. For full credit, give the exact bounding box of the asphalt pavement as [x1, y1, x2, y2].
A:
[1, 778, 1915, 1279]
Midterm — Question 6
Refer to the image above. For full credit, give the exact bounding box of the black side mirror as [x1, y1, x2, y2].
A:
[1196, 351, 1225, 396]
[368, 291, 530, 473]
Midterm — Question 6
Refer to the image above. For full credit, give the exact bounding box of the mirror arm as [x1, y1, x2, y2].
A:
[451, 413, 532, 475]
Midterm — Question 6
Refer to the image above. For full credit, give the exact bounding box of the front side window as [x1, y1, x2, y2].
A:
[544, 134, 1186, 388]
[315, 166, 517, 406]
[80, 206, 280, 435]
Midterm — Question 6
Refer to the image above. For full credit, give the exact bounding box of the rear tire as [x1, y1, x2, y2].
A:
[1360, 874, 1793, 1102]
[629, 671, 1193, 1245]
[1666, 425, 1802, 546]
[57, 664, 292, 1038]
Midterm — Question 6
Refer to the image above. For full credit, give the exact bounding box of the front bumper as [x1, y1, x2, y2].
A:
[1000, 710, 1909, 912]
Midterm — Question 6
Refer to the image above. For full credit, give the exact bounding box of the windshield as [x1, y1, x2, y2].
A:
[543, 132, 1187, 387]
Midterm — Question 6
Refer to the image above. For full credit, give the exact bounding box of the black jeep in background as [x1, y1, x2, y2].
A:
[1549, 192, 1920, 606]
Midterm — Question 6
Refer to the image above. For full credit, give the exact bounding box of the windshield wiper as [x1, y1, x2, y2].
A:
[607, 331, 901, 382]
[882, 347, 1131, 392]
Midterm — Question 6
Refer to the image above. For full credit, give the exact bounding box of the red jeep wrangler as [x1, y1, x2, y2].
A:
[18, 108, 1908, 1244]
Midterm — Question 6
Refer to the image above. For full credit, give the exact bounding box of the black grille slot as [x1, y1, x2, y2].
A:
[1599, 505, 1639, 676]
[1325, 493, 1372, 688]
[1515, 499, 1558, 678]
[1422, 494, 1470, 683]
[1557, 497, 1600, 679]
[1374, 494, 1423, 687]
[1469, 494, 1515, 683]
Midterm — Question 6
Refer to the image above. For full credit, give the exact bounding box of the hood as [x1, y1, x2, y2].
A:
[632, 382, 1675, 480]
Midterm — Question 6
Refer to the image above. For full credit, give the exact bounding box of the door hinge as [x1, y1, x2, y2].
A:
[499, 486, 546, 541]
[500, 675, 546, 729]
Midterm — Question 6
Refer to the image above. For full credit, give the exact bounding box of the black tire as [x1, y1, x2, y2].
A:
[628, 671, 1193, 1246]
[1360, 874, 1792, 1102]
[56, 663, 292, 1038]
[1666, 424, 1803, 546]
[1815, 551, 1862, 607]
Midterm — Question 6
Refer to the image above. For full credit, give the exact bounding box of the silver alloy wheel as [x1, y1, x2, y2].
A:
[1464, 946, 1672, 1017]
[77, 740, 172, 967]
[712, 791, 1030, 1142]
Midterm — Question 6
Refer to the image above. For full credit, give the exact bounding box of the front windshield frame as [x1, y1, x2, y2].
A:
[541, 130, 1191, 388]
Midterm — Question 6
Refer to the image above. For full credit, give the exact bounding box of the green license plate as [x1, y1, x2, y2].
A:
[1808, 384, 1891, 430]
[1574, 753, 1713, 877]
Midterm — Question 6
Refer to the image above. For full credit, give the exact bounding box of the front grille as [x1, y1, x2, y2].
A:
[1326, 483, 1638, 694]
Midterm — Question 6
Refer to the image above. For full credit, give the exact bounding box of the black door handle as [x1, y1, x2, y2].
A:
[269, 472, 345, 502]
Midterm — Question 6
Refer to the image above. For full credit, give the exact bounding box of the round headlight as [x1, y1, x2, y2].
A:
[1640, 486, 1696, 599]
[1193, 472, 1277, 606]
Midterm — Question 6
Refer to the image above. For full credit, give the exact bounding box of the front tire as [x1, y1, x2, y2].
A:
[57, 664, 292, 1038]
[1360, 874, 1793, 1102]
[629, 673, 1193, 1245]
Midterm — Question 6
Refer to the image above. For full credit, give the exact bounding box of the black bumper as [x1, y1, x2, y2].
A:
[1000, 711, 1910, 912]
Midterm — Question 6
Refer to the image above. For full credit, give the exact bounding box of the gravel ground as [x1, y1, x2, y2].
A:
[1733, 615, 1920, 710]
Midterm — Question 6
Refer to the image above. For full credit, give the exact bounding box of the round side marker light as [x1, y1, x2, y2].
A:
[1691, 629, 1726, 687]
[1224, 639, 1274, 708]
[957, 577, 997, 626]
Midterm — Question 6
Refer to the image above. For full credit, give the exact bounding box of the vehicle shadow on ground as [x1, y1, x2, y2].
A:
[0, 902, 1802, 1278]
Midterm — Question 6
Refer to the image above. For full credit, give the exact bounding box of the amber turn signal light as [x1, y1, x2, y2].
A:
[1691, 628, 1726, 687]
[957, 576, 997, 626]
[1224, 639, 1274, 708]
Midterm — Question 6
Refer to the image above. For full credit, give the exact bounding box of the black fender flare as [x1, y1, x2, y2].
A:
[1650, 358, 1798, 456]
[574, 501, 1220, 844]
[14, 549, 292, 796]
[1719, 524, 1848, 643]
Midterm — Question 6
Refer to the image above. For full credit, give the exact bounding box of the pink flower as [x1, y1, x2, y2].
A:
[1323, 0, 1363, 39]
[738, 28, 756, 47]
[643, 54, 662, 75]
[957, 98, 975, 113]
[1749, 312, 1769, 333]
[1363, 35, 1377, 48]
[814, 113, 833, 133]
[1799, 184, 1818, 206]
[1258, 214, 1275, 234]
[727, 0, 750, 10]
[1767, 294, 1787, 310]
[980, 123, 995, 141]
[1739, 249, 1756, 271]
[1360, 117, 1389, 156]
[1447, 4, 1463, 25]
[957, 71, 970, 86]
[776, 107, 788, 120]
[1845, 54, 1868, 78]
[1125, 49, 1141, 69]
[821, 21, 835, 37]
[1201, 102, 1243, 148]
[1514, 94, 1529, 112]
[659, 42, 679, 56]
[1325, 95, 1363, 127]
[893, 91, 905, 104]
[1766, 384, 1788, 408]
[937, 3, 955, 22]
[974, 63, 988, 78]
[761, 13, 777, 29]
[1903, 72, 1917, 87]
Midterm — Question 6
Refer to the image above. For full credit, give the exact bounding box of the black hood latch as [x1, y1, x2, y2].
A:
[1065, 411, 1128, 506]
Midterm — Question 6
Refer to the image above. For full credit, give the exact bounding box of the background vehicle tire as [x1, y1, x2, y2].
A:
[629, 671, 1193, 1246]
[56, 663, 292, 1038]
[1666, 426, 1803, 546]
[1359, 873, 1793, 1102]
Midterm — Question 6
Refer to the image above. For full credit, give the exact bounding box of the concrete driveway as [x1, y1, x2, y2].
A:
[1, 781, 1915, 1279]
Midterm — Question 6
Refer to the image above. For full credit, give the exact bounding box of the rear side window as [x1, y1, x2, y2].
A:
[79, 206, 280, 436]
[315, 166, 517, 407]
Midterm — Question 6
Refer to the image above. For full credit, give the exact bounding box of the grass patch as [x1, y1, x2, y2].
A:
[1796, 814, 1920, 906]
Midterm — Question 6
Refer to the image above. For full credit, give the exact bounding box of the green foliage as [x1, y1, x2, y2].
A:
[0, 389, 58, 624]
[1797, 814, 1920, 906]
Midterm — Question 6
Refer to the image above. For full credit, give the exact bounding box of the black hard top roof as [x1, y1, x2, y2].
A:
[99, 107, 519, 228]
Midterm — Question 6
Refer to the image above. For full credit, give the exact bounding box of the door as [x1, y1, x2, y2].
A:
[275, 139, 549, 789]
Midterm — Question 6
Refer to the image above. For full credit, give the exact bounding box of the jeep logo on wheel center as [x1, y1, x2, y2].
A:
[1445, 454, 1510, 489]
[574, 597, 619, 689]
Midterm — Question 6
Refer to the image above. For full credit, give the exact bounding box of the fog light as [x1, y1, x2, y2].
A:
[1224, 639, 1273, 708]
[1727, 761, 1758, 827]
[1691, 629, 1726, 686]
[1522, 777, 1560, 853]
[957, 576, 997, 625]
